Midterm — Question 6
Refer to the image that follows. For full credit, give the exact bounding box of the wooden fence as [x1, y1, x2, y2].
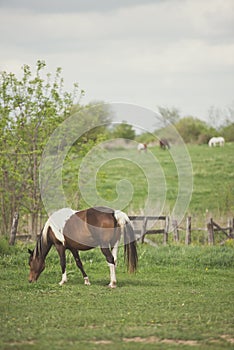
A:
[206, 217, 234, 245]
[12, 213, 234, 246]
[129, 215, 234, 245]
[129, 215, 169, 244]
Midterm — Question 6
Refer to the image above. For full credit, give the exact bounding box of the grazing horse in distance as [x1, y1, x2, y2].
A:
[28, 207, 138, 288]
[137, 143, 147, 152]
[208, 137, 225, 147]
[159, 138, 170, 150]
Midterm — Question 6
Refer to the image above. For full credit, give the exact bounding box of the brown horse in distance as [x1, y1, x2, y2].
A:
[159, 138, 170, 150]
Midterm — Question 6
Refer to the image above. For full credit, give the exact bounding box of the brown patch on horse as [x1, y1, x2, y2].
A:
[63, 207, 120, 249]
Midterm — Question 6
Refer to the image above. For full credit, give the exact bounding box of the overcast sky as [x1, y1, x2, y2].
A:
[0, 0, 234, 125]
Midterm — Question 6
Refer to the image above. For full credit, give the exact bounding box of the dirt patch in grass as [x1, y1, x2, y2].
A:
[220, 335, 234, 344]
[123, 336, 198, 346]
[8, 340, 36, 346]
[91, 340, 113, 345]
[123, 335, 234, 346]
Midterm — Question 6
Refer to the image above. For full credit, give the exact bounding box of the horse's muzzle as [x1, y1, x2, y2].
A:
[28, 277, 37, 283]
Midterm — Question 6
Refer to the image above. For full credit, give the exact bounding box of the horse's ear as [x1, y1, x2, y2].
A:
[28, 248, 33, 255]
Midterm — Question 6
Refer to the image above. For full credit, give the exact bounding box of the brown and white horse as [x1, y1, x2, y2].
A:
[28, 207, 137, 288]
[137, 143, 147, 152]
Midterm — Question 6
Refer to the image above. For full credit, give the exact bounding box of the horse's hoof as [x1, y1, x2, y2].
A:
[84, 277, 91, 286]
[108, 282, 117, 289]
[59, 279, 67, 286]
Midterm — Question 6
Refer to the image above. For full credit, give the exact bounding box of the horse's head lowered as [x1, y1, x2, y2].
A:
[28, 249, 45, 282]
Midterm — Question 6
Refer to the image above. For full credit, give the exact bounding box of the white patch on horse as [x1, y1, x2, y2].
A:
[59, 271, 67, 285]
[108, 263, 117, 288]
[112, 240, 119, 264]
[84, 276, 91, 285]
[42, 208, 77, 245]
[114, 210, 130, 227]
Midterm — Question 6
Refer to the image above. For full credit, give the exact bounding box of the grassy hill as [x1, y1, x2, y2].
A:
[186, 143, 234, 215]
[63, 142, 234, 220]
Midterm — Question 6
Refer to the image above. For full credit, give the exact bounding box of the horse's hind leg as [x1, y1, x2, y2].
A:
[111, 240, 119, 265]
[70, 249, 91, 286]
[101, 247, 116, 288]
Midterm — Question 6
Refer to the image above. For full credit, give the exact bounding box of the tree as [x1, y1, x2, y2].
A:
[220, 122, 234, 142]
[208, 104, 234, 129]
[0, 61, 83, 236]
[70, 101, 112, 150]
[60, 102, 113, 209]
[157, 106, 181, 126]
[112, 121, 136, 140]
[175, 117, 215, 144]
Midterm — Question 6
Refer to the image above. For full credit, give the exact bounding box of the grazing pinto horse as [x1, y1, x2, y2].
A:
[28, 207, 137, 288]
[208, 136, 225, 147]
[137, 143, 147, 152]
[159, 138, 170, 150]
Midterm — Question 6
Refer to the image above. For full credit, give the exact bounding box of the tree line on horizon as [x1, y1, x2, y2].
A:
[135, 106, 234, 145]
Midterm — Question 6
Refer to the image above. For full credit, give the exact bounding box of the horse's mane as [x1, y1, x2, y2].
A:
[33, 229, 44, 258]
[41, 220, 50, 245]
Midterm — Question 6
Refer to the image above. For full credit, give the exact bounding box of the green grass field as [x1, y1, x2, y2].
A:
[64, 142, 234, 220]
[1, 143, 234, 349]
[187, 143, 234, 216]
[0, 240, 234, 350]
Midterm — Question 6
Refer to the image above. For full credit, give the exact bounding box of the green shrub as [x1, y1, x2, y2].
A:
[0, 237, 11, 255]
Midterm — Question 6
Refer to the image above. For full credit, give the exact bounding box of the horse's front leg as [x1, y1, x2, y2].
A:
[70, 248, 91, 286]
[55, 243, 67, 285]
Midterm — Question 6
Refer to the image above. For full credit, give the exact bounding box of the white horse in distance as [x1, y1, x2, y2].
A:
[208, 137, 225, 147]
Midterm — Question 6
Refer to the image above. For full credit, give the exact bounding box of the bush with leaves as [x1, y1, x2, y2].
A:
[0, 61, 83, 236]
[175, 117, 216, 144]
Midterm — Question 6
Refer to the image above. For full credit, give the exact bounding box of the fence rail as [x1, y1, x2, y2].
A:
[129, 215, 169, 244]
[13, 214, 234, 246]
[129, 215, 234, 245]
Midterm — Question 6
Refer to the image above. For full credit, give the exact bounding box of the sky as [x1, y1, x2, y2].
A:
[0, 0, 234, 126]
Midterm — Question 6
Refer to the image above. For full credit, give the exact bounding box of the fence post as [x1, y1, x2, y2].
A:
[228, 218, 234, 238]
[172, 219, 179, 242]
[228, 218, 233, 234]
[9, 212, 19, 246]
[141, 217, 148, 243]
[207, 218, 214, 245]
[185, 216, 192, 245]
[163, 216, 170, 245]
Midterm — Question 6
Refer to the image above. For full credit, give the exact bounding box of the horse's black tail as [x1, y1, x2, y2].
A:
[114, 210, 138, 273]
[123, 221, 138, 273]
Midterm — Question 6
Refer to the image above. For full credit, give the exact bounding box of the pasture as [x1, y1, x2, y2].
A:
[0, 143, 234, 349]
[63, 142, 234, 219]
[0, 240, 234, 350]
